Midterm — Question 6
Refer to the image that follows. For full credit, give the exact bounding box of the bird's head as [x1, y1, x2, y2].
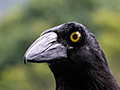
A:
[24, 22, 107, 68]
[24, 22, 120, 90]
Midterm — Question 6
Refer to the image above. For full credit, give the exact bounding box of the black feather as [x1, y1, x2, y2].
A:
[24, 22, 120, 90]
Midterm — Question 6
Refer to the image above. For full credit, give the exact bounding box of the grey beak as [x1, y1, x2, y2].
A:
[24, 32, 67, 64]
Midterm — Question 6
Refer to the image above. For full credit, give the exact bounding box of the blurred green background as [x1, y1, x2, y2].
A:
[0, 0, 120, 90]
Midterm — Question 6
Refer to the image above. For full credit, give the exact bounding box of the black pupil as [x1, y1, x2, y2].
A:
[73, 34, 78, 39]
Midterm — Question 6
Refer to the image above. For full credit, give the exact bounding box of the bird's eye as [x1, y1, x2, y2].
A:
[70, 31, 81, 42]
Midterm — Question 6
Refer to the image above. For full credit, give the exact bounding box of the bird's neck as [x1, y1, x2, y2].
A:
[49, 61, 120, 90]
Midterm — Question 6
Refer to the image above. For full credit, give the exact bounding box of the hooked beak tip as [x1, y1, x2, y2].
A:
[24, 56, 27, 64]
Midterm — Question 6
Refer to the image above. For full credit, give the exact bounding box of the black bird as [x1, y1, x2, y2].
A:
[24, 22, 120, 90]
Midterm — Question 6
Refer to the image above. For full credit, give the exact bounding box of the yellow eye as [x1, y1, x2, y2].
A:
[70, 31, 81, 42]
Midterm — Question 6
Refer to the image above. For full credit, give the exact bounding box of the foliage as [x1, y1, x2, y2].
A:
[0, 0, 120, 89]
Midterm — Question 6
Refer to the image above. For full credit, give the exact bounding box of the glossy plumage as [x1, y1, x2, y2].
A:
[24, 22, 120, 90]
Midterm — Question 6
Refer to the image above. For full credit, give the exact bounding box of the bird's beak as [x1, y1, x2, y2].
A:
[24, 32, 67, 64]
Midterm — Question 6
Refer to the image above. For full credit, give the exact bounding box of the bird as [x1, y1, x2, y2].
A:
[24, 22, 120, 90]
